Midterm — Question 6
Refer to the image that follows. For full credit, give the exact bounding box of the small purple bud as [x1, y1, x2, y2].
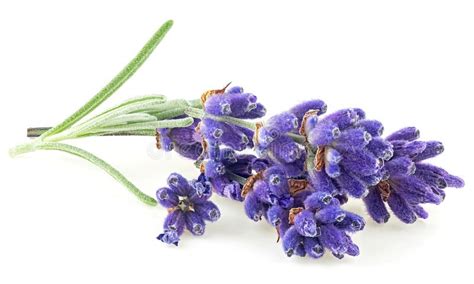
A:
[387, 191, 417, 224]
[356, 119, 384, 137]
[205, 160, 226, 178]
[167, 173, 192, 196]
[308, 122, 341, 146]
[244, 191, 265, 222]
[294, 210, 320, 237]
[323, 109, 361, 130]
[289, 100, 327, 123]
[319, 224, 348, 256]
[339, 149, 382, 177]
[385, 157, 416, 177]
[194, 201, 221, 222]
[315, 205, 346, 224]
[367, 138, 394, 160]
[335, 171, 368, 198]
[363, 188, 390, 223]
[266, 205, 287, 227]
[412, 205, 429, 219]
[413, 141, 445, 162]
[282, 226, 304, 257]
[386, 127, 420, 142]
[304, 237, 325, 259]
[336, 211, 365, 232]
[156, 187, 179, 208]
[325, 147, 342, 164]
[163, 210, 186, 236]
[333, 128, 372, 151]
[185, 211, 206, 236]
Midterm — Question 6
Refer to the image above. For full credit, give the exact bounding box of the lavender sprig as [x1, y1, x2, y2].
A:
[10, 20, 465, 261]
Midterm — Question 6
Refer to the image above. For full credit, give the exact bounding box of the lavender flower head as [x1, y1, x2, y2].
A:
[363, 127, 465, 224]
[304, 108, 393, 199]
[153, 84, 464, 260]
[242, 165, 364, 259]
[156, 173, 220, 245]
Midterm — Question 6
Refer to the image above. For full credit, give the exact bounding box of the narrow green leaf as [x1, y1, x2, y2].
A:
[40, 20, 174, 139]
[35, 142, 157, 206]
[89, 117, 194, 134]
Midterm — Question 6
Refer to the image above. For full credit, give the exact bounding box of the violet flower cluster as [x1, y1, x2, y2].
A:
[156, 173, 220, 245]
[154, 85, 464, 259]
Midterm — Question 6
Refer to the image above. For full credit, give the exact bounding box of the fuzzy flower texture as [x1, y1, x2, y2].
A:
[155, 85, 464, 260]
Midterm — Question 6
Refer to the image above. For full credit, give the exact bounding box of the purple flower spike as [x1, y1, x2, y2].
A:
[157, 173, 220, 245]
[363, 127, 464, 224]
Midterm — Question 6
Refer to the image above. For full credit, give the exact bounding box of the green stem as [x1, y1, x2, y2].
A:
[40, 20, 173, 139]
[86, 117, 193, 136]
[9, 142, 157, 206]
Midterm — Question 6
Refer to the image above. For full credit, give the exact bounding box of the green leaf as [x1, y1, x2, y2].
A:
[9, 142, 157, 206]
[40, 20, 174, 139]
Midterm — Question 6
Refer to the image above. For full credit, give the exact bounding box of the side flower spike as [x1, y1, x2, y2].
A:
[363, 127, 464, 224]
[200, 85, 266, 151]
[156, 173, 221, 245]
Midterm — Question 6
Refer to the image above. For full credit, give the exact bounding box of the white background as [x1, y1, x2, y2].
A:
[1, 1, 473, 283]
